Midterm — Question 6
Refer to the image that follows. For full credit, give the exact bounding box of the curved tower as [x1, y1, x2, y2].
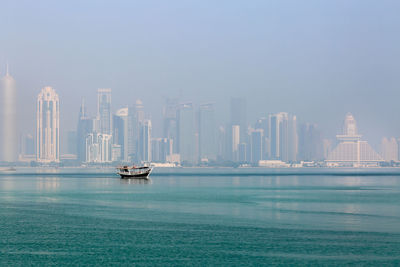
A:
[1, 66, 17, 162]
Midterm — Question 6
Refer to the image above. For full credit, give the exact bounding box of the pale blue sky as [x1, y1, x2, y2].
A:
[1, 0, 400, 148]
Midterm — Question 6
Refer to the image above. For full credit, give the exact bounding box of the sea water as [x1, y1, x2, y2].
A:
[1, 168, 400, 266]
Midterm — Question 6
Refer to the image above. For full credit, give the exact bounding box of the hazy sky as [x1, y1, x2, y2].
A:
[1, 0, 400, 149]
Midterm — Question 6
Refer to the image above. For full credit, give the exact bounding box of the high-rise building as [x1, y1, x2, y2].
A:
[177, 103, 196, 164]
[381, 137, 398, 162]
[139, 119, 152, 162]
[37, 87, 60, 163]
[217, 126, 227, 161]
[163, 98, 179, 153]
[76, 99, 93, 163]
[255, 117, 268, 160]
[66, 130, 77, 155]
[199, 103, 217, 161]
[326, 113, 383, 166]
[298, 123, 323, 161]
[151, 138, 173, 162]
[85, 133, 112, 163]
[231, 125, 240, 161]
[230, 97, 247, 141]
[238, 143, 247, 162]
[128, 99, 146, 162]
[323, 139, 332, 159]
[21, 134, 35, 156]
[97, 88, 112, 135]
[268, 112, 298, 162]
[250, 129, 263, 164]
[1, 66, 17, 162]
[113, 108, 129, 162]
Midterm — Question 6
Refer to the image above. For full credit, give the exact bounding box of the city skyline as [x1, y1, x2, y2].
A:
[2, 1, 400, 149]
[2, 71, 399, 167]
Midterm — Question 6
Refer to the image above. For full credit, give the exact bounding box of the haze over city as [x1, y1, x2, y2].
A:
[1, 0, 400, 165]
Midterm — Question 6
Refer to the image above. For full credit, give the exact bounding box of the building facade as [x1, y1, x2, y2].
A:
[37, 87, 60, 163]
[326, 113, 383, 166]
[1, 67, 17, 162]
[97, 88, 112, 135]
[199, 103, 217, 161]
[268, 112, 298, 162]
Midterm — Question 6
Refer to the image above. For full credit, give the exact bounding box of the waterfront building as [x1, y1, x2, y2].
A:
[177, 103, 196, 164]
[113, 108, 129, 162]
[163, 98, 179, 153]
[76, 99, 93, 163]
[250, 129, 263, 164]
[21, 134, 35, 156]
[127, 99, 146, 162]
[111, 144, 122, 162]
[139, 119, 152, 162]
[85, 133, 112, 163]
[231, 125, 240, 161]
[151, 138, 173, 162]
[97, 88, 112, 135]
[381, 137, 398, 162]
[323, 139, 332, 159]
[199, 103, 217, 161]
[1, 66, 17, 162]
[326, 113, 383, 166]
[66, 130, 77, 155]
[268, 112, 298, 162]
[36, 86, 60, 163]
[238, 143, 247, 162]
[298, 123, 323, 161]
[230, 97, 247, 142]
[255, 117, 268, 159]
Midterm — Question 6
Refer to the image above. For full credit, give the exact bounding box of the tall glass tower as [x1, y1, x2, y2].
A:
[177, 103, 195, 164]
[97, 88, 112, 135]
[199, 103, 216, 161]
[1, 66, 17, 162]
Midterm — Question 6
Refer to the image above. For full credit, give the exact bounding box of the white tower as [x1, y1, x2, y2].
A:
[37, 87, 60, 163]
[1, 65, 17, 162]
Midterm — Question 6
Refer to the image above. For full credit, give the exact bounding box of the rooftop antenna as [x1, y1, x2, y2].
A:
[6, 62, 9, 76]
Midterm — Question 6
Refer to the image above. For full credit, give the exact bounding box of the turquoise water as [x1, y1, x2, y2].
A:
[1, 169, 400, 266]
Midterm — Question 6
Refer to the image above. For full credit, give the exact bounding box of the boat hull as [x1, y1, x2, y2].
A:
[117, 167, 152, 179]
[119, 171, 151, 179]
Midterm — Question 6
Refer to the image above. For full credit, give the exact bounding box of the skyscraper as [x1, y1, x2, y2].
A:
[1, 66, 17, 162]
[37, 87, 60, 163]
[381, 137, 398, 162]
[139, 119, 152, 162]
[231, 125, 240, 161]
[163, 98, 179, 153]
[230, 97, 247, 142]
[97, 88, 112, 135]
[250, 129, 263, 164]
[177, 103, 196, 164]
[113, 108, 129, 162]
[76, 99, 93, 163]
[85, 133, 112, 163]
[67, 130, 77, 155]
[268, 112, 298, 162]
[298, 123, 323, 161]
[199, 103, 217, 161]
[127, 99, 146, 162]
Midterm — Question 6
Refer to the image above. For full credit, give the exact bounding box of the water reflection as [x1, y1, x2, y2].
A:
[120, 178, 152, 185]
[36, 177, 60, 191]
